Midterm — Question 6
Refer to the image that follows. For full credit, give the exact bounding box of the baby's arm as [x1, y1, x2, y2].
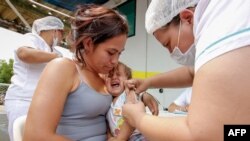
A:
[109, 90, 138, 141]
[111, 121, 135, 141]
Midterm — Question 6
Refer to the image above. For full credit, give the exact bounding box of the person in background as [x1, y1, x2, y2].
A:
[4, 16, 64, 141]
[23, 4, 157, 141]
[167, 87, 192, 113]
[122, 0, 250, 140]
[105, 62, 149, 141]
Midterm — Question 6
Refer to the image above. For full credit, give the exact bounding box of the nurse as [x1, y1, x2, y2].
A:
[123, 0, 250, 141]
[4, 16, 64, 141]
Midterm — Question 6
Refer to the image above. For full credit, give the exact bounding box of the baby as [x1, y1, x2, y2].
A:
[105, 62, 147, 141]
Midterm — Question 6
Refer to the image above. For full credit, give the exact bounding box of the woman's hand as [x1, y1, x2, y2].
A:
[141, 92, 159, 115]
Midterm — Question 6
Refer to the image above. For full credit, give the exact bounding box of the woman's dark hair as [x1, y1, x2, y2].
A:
[169, 15, 181, 26]
[71, 4, 128, 64]
[159, 14, 180, 34]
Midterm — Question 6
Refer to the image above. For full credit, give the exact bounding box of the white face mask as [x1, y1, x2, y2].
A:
[52, 31, 59, 48]
[170, 21, 195, 66]
[171, 44, 195, 66]
[52, 37, 58, 47]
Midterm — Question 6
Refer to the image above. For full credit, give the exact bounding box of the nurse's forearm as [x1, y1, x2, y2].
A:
[147, 66, 194, 88]
[17, 47, 59, 64]
[136, 115, 193, 141]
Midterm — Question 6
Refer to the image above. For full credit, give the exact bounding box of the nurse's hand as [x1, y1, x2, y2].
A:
[125, 79, 151, 94]
[142, 92, 159, 115]
[122, 101, 146, 128]
[125, 89, 138, 104]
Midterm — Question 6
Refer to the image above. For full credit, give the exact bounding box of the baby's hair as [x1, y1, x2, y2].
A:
[119, 62, 132, 79]
[71, 4, 128, 64]
[109, 62, 132, 79]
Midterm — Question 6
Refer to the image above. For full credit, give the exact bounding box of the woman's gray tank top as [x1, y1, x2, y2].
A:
[56, 82, 112, 141]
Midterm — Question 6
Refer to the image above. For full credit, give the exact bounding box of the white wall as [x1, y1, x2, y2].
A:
[0, 27, 23, 61]
[120, 0, 185, 108]
[0, 27, 72, 60]
[119, 0, 148, 72]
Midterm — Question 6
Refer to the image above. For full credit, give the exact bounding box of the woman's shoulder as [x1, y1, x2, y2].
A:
[49, 57, 75, 66]
[44, 58, 80, 90]
[46, 58, 78, 75]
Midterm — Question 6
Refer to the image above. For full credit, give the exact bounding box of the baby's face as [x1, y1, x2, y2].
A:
[105, 65, 127, 97]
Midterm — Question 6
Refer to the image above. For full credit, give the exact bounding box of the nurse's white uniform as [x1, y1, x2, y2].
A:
[194, 0, 250, 72]
[4, 33, 61, 141]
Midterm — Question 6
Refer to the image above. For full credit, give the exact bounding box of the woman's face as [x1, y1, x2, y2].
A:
[105, 65, 127, 97]
[153, 9, 195, 54]
[153, 22, 194, 54]
[85, 34, 127, 74]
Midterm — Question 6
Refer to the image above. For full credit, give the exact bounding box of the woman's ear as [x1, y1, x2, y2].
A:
[82, 37, 93, 53]
[179, 9, 194, 25]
